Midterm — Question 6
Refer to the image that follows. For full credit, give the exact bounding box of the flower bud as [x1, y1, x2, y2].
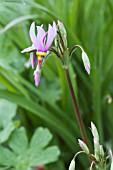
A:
[110, 161, 113, 170]
[93, 138, 100, 161]
[78, 139, 89, 154]
[82, 51, 90, 74]
[99, 145, 104, 158]
[91, 122, 99, 142]
[109, 149, 113, 170]
[69, 159, 75, 170]
[58, 20, 66, 35]
[58, 20, 67, 47]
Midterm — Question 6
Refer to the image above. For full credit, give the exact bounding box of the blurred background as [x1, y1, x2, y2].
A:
[0, 0, 113, 169]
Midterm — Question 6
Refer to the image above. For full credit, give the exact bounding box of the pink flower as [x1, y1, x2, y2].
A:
[21, 22, 57, 87]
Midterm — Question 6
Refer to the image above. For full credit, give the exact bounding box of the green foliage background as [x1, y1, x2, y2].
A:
[0, 0, 113, 169]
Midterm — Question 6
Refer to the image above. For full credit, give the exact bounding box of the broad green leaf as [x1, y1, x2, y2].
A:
[0, 122, 15, 144]
[0, 99, 17, 143]
[0, 99, 17, 125]
[0, 145, 15, 166]
[29, 127, 52, 152]
[0, 127, 60, 170]
[9, 127, 28, 155]
[0, 89, 76, 150]
[31, 146, 60, 166]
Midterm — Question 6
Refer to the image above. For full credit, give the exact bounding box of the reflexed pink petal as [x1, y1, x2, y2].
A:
[45, 24, 57, 51]
[86, 65, 90, 75]
[37, 26, 46, 51]
[29, 22, 38, 50]
[21, 45, 36, 53]
[34, 71, 40, 87]
[30, 52, 37, 69]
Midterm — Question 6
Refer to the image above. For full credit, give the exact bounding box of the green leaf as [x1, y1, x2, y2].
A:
[0, 99, 17, 125]
[31, 146, 60, 166]
[9, 127, 28, 155]
[0, 127, 60, 170]
[29, 127, 52, 152]
[0, 99, 17, 143]
[0, 15, 38, 34]
[0, 122, 15, 144]
[0, 145, 15, 166]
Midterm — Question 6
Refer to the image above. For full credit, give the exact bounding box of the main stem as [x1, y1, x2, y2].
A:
[65, 69, 88, 146]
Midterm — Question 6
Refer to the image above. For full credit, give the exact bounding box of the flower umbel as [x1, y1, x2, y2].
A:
[21, 22, 57, 87]
[51, 21, 91, 73]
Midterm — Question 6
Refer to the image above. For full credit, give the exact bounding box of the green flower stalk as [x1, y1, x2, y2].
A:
[51, 20, 90, 147]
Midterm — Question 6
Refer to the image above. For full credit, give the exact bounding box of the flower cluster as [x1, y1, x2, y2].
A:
[21, 21, 90, 87]
[69, 122, 113, 170]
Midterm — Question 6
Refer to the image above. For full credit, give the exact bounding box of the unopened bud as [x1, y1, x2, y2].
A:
[109, 149, 113, 170]
[53, 21, 57, 31]
[110, 161, 113, 170]
[91, 122, 99, 141]
[82, 51, 90, 74]
[93, 138, 100, 161]
[69, 159, 75, 170]
[100, 145, 104, 158]
[78, 139, 89, 154]
[58, 20, 66, 34]
[58, 20, 67, 47]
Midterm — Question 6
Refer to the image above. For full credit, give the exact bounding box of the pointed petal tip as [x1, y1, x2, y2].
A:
[21, 50, 24, 53]
[86, 65, 90, 75]
[21, 49, 27, 53]
[34, 71, 41, 87]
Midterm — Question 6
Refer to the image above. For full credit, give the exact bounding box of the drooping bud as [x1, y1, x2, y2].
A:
[78, 139, 89, 154]
[82, 50, 90, 75]
[30, 52, 37, 69]
[69, 45, 90, 74]
[69, 159, 75, 170]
